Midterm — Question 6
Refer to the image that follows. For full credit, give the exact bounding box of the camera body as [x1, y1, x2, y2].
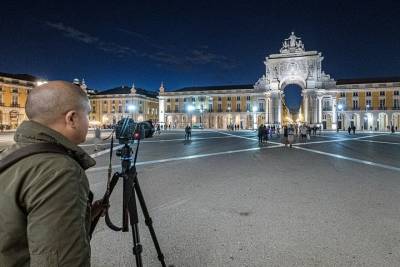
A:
[115, 118, 138, 144]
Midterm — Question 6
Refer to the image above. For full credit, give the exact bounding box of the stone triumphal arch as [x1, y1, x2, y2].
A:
[254, 32, 336, 126]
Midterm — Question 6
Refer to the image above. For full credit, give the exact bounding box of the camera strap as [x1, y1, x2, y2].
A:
[0, 143, 70, 173]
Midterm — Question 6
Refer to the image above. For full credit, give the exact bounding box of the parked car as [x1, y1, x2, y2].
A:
[192, 123, 204, 129]
[138, 120, 155, 138]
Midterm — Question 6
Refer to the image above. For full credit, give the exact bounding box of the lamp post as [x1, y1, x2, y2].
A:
[336, 103, 343, 132]
[128, 105, 136, 120]
[187, 104, 195, 126]
[227, 106, 232, 129]
[200, 107, 204, 128]
[252, 105, 258, 130]
[365, 104, 370, 131]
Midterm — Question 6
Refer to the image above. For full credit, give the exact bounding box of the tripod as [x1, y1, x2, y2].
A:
[92, 135, 166, 267]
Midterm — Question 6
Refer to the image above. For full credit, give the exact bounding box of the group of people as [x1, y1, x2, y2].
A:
[347, 125, 357, 135]
[227, 124, 241, 131]
[257, 125, 281, 143]
[184, 125, 192, 140]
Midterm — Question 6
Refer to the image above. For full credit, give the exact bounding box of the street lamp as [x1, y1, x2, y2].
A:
[252, 105, 258, 130]
[365, 104, 370, 131]
[187, 104, 195, 126]
[36, 80, 47, 86]
[128, 105, 136, 120]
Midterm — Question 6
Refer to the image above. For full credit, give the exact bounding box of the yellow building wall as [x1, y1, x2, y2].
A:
[359, 91, 366, 109]
[222, 97, 227, 111]
[232, 97, 237, 112]
[213, 97, 218, 112]
[346, 93, 352, 109]
[386, 91, 394, 108]
[242, 97, 246, 111]
[372, 91, 379, 109]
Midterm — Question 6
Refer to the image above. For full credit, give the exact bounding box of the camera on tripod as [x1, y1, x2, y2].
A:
[90, 117, 167, 267]
[115, 118, 141, 144]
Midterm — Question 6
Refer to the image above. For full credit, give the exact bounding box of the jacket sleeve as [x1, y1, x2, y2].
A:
[23, 157, 91, 267]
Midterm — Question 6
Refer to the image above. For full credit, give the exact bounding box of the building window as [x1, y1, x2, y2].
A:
[12, 88, 18, 93]
[0, 93, 3, 105]
[199, 96, 205, 102]
[191, 97, 195, 102]
[174, 105, 178, 112]
[394, 90, 399, 96]
[366, 99, 372, 108]
[379, 99, 385, 109]
[246, 103, 250, 111]
[218, 96, 222, 101]
[167, 99, 171, 102]
[236, 103, 241, 112]
[353, 92, 358, 97]
[218, 103, 222, 112]
[380, 91, 385, 96]
[166, 105, 171, 112]
[394, 99, 399, 108]
[227, 103, 231, 111]
[227, 96, 231, 101]
[258, 102, 265, 112]
[366, 91, 372, 97]
[246, 96, 251, 101]
[340, 92, 346, 97]
[175, 98, 179, 102]
[352, 100, 359, 109]
[208, 103, 213, 112]
[237, 96, 241, 101]
[118, 105, 122, 113]
[184, 98, 187, 102]
[12, 94, 18, 106]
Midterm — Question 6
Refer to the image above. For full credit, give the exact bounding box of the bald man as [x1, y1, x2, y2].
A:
[0, 81, 101, 267]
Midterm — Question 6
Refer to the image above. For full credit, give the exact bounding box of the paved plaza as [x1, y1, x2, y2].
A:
[1, 130, 400, 266]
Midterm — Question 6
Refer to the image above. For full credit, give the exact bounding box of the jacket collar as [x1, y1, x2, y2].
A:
[14, 121, 96, 170]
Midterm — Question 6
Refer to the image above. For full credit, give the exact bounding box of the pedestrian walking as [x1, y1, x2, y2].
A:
[258, 125, 263, 143]
[187, 125, 192, 140]
[263, 125, 268, 143]
[288, 125, 294, 148]
[283, 126, 289, 147]
[94, 126, 102, 151]
[352, 125, 356, 135]
[348, 126, 351, 134]
[185, 125, 189, 140]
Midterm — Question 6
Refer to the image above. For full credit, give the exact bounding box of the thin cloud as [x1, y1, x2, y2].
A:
[118, 28, 237, 69]
[46, 21, 135, 57]
[46, 22, 98, 44]
[46, 22, 237, 67]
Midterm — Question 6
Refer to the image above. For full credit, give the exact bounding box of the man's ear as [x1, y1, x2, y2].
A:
[65, 110, 77, 128]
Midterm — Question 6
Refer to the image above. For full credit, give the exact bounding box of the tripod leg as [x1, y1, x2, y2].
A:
[125, 175, 143, 267]
[133, 176, 166, 267]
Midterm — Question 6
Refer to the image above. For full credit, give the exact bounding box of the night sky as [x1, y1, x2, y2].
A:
[1, 0, 400, 92]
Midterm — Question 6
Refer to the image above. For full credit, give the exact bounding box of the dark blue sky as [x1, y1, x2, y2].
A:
[1, 0, 399, 91]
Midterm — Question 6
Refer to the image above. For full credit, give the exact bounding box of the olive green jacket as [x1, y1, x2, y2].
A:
[0, 121, 96, 267]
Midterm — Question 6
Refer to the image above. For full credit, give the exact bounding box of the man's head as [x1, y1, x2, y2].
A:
[26, 81, 91, 144]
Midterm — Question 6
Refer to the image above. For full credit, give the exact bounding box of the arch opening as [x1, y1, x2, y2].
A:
[283, 84, 303, 123]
